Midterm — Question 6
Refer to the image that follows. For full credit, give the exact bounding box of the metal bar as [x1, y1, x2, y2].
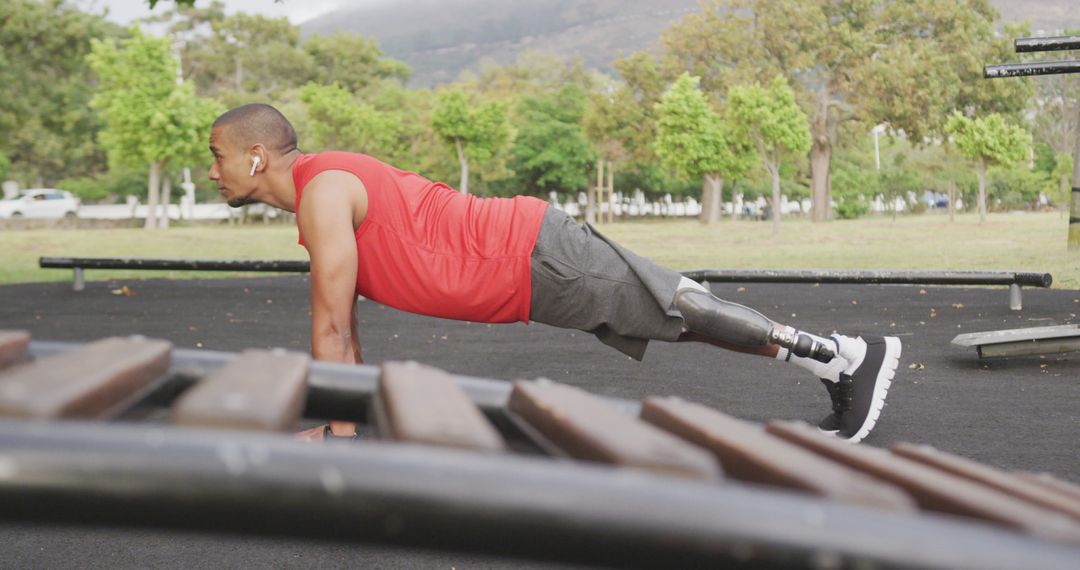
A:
[984, 61, 1080, 78]
[73, 267, 84, 291]
[41, 257, 1054, 288]
[39, 257, 310, 272]
[0, 420, 1076, 570]
[1015, 35, 1080, 53]
[680, 269, 1052, 288]
[1009, 283, 1022, 310]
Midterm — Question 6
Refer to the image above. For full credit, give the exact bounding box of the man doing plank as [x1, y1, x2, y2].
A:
[208, 104, 901, 443]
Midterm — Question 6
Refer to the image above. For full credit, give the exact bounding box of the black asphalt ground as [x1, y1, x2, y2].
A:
[0, 275, 1077, 568]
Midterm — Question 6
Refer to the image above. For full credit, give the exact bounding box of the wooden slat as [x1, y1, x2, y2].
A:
[507, 380, 721, 480]
[892, 443, 1080, 522]
[640, 397, 914, 512]
[1015, 472, 1080, 504]
[766, 421, 1080, 545]
[375, 361, 506, 453]
[0, 336, 171, 419]
[171, 349, 310, 432]
[0, 330, 31, 370]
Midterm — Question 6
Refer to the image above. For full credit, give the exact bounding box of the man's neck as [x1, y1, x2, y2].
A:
[262, 150, 303, 212]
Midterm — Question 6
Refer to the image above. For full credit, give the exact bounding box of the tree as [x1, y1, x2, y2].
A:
[945, 112, 1029, 224]
[300, 83, 405, 154]
[654, 74, 752, 225]
[88, 27, 221, 229]
[728, 76, 811, 237]
[431, 90, 510, 194]
[505, 85, 595, 199]
[305, 33, 410, 93]
[655, 0, 1028, 222]
[582, 81, 640, 224]
[0, 0, 115, 186]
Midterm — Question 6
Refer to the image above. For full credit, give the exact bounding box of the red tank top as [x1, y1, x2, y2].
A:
[292, 152, 548, 323]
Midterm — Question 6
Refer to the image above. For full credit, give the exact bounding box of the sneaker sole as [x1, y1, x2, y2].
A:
[844, 336, 902, 444]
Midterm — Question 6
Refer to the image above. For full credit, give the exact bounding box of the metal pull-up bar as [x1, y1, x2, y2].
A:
[985, 34, 1080, 78]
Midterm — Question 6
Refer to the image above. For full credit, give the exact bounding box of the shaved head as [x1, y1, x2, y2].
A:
[212, 103, 298, 154]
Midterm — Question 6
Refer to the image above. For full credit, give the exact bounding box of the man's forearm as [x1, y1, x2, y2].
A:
[311, 328, 359, 363]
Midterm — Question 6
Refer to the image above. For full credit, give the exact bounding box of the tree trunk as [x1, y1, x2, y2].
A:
[587, 159, 601, 224]
[769, 161, 781, 239]
[947, 178, 956, 223]
[700, 174, 723, 225]
[145, 162, 161, 230]
[698, 177, 711, 224]
[977, 159, 987, 225]
[809, 88, 832, 222]
[728, 179, 738, 221]
[160, 173, 171, 229]
[455, 139, 469, 195]
[1070, 106, 1080, 249]
[606, 160, 615, 224]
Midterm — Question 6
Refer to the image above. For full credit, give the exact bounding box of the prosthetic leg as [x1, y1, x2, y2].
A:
[673, 288, 836, 363]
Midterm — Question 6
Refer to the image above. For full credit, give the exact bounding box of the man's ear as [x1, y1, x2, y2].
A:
[249, 144, 268, 173]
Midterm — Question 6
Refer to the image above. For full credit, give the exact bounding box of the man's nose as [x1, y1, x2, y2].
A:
[208, 165, 218, 180]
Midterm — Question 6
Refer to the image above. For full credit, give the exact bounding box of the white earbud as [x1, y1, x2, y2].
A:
[249, 155, 261, 176]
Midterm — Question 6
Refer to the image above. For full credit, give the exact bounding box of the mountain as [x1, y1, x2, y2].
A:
[301, 0, 1080, 88]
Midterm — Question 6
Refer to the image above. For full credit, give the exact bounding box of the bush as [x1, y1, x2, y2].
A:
[835, 199, 870, 219]
[58, 168, 147, 203]
[988, 166, 1045, 210]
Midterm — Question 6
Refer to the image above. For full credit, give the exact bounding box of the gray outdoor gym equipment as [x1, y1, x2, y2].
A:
[951, 324, 1080, 358]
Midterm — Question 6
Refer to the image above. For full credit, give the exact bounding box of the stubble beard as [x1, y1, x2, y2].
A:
[227, 196, 258, 208]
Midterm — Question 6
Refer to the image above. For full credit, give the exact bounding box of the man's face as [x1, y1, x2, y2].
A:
[208, 126, 259, 208]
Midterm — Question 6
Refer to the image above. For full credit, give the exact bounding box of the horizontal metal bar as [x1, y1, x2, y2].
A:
[41, 257, 1054, 289]
[1015, 35, 1080, 53]
[39, 257, 310, 272]
[680, 269, 1052, 288]
[984, 61, 1080, 78]
[0, 420, 1075, 569]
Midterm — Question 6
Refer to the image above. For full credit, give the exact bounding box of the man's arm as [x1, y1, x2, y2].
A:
[299, 172, 363, 364]
[350, 300, 364, 364]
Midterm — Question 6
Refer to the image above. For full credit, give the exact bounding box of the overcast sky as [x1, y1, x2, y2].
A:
[78, 0, 354, 26]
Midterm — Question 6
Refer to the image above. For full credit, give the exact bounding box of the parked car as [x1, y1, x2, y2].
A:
[0, 189, 80, 219]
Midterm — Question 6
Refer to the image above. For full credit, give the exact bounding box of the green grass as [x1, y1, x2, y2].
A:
[2, 212, 1077, 289]
[1, 225, 307, 284]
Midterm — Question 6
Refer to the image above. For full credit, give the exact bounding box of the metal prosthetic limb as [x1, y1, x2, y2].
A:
[673, 289, 836, 363]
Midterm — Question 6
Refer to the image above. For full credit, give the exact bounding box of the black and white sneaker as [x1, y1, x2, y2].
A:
[820, 335, 902, 443]
[817, 378, 844, 435]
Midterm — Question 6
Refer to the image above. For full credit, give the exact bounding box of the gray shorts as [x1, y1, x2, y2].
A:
[529, 206, 686, 360]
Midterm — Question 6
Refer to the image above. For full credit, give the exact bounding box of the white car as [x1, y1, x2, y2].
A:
[0, 189, 80, 219]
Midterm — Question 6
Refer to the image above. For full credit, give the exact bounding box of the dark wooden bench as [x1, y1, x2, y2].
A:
[171, 349, 310, 432]
[374, 360, 506, 453]
[3, 330, 1079, 568]
[0, 335, 171, 419]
